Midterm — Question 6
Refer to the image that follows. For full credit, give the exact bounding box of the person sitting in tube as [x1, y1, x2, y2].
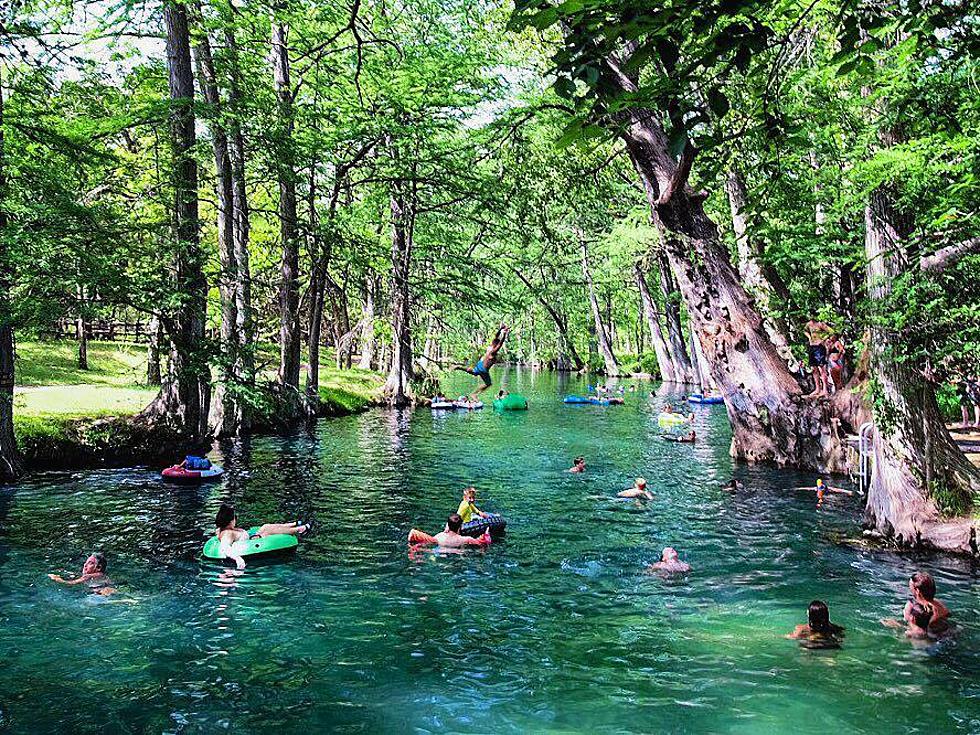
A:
[456, 487, 487, 524]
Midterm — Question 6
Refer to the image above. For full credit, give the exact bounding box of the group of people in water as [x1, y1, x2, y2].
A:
[792, 572, 952, 649]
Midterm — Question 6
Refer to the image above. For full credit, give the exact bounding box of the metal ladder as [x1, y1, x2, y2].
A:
[858, 421, 874, 494]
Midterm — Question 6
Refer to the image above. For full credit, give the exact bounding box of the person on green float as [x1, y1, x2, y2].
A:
[455, 323, 510, 399]
[214, 503, 308, 570]
[48, 552, 117, 596]
[456, 487, 486, 524]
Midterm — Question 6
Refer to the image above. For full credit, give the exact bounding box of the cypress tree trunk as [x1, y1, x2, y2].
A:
[0, 69, 20, 479]
[383, 191, 414, 405]
[862, 160, 980, 553]
[635, 262, 676, 381]
[191, 8, 244, 436]
[580, 237, 621, 376]
[146, 315, 163, 385]
[358, 274, 376, 370]
[656, 251, 695, 383]
[271, 17, 301, 390]
[613, 90, 846, 468]
[76, 284, 89, 370]
[142, 0, 210, 438]
[224, 27, 254, 381]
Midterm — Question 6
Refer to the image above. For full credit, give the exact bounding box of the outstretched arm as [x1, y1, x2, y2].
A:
[48, 573, 91, 586]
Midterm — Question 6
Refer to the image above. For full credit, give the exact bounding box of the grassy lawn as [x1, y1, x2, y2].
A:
[13, 340, 383, 437]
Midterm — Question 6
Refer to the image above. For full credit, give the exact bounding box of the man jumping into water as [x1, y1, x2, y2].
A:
[456, 323, 510, 398]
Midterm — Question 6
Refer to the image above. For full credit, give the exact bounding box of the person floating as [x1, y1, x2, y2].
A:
[648, 547, 690, 574]
[569, 456, 586, 473]
[213, 503, 309, 570]
[408, 513, 491, 548]
[663, 430, 696, 443]
[456, 487, 486, 523]
[619, 477, 654, 500]
[788, 600, 844, 649]
[455, 323, 510, 398]
[48, 552, 117, 596]
[804, 317, 832, 398]
[793, 478, 853, 505]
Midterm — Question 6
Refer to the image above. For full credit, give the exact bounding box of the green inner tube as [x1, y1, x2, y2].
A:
[493, 393, 529, 411]
[202, 526, 299, 562]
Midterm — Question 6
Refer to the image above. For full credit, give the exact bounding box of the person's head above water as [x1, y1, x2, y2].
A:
[446, 513, 464, 533]
[806, 600, 836, 633]
[908, 602, 933, 632]
[635, 477, 647, 489]
[910, 572, 936, 601]
[497, 389, 506, 398]
[215, 503, 236, 530]
[661, 547, 678, 562]
[82, 552, 107, 576]
[574, 456, 585, 466]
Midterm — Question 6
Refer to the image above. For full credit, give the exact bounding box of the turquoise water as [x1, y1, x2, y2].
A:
[2, 369, 980, 733]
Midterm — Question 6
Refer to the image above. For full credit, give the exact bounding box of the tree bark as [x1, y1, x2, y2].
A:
[0, 68, 21, 480]
[358, 273, 376, 370]
[580, 237, 621, 376]
[615, 95, 846, 469]
[383, 191, 414, 405]
[271, 17, 301, 390]
[76, 283, 89, 370]
[862, 171, 980, 553]
[191, 8, 244, 436]
[146, 315, 163, 385]
[656, 251, 695, 383]
[224, 27, 254, 381]
[142, 0, 210, 439]
[634, 262, 676, 381]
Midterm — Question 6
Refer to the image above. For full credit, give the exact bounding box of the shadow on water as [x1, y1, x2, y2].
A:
[2, 369, 980, 733]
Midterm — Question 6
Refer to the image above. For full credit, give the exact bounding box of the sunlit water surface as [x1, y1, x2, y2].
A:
[2, 369, 980, 733]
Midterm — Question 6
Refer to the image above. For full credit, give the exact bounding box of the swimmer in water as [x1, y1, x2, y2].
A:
[794, 478, 854, 505]
[788, 600, 845, 648]
[618, 477, 654, 500]
[49, 552, 117, 596]
[214, 503, 309, 570]
[882, 571, 950, 635]
[663, 430, 696, 443]
[722, 479, 743, 493]
[569, 456, 586, 473]
[648, 547, 691, 574]
[408, 513, 491, 548]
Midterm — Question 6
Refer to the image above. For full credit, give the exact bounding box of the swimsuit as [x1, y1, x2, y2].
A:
[218, 529, 252, 558]
[470, 359, 492, 387]
[807, 343, 828, 367]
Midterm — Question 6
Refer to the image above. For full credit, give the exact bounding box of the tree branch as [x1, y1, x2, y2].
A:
[655, 140, 697, 206]
[919, 237, 980, 275]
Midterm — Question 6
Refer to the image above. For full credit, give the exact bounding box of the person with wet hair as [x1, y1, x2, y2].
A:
[619, 477, 654, 500]
[48, 552, 116, 595]
[904, 571, 950, 631]
[788, 600, 845, 648]
[648, 547, 690, 574]
[569, 456, 586, 473]
[214, 503, 308, 570]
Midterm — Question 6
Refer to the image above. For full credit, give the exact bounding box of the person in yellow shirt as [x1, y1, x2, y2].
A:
[456, 487, 486, 523]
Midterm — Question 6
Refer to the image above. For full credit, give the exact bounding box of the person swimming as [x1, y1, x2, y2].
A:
[456, 487, 486, 523]
[648, 547, 691, 574]
[569, 456, 586, 473]
[663, 430, 696, 443]
[788, 600, 844, 649]
[619, 477, 654, 500]
[722, 479, 743, 493]
[48, 552, 117, 595]
[214, 503, 309, 570]
[408, 513, 492, 548]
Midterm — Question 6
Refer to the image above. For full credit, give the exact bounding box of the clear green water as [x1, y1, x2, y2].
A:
[2, 369, 980, 733]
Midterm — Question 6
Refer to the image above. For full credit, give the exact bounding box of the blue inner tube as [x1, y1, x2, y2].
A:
[461, 513, 507, 538]
[688, 394, 724, 405]
[564, 395, 609, 405]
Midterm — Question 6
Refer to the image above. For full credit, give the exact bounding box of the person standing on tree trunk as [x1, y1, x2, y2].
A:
[455, 323, 510, 399]
[804, 318, 832, 398]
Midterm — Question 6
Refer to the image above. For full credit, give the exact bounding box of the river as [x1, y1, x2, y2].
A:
[1, 369, 978, 733]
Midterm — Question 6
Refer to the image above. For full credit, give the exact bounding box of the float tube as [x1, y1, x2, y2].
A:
[493, 394, 528, 411]
[461, 513, 507, 538]
[687, 393, 724, 405]
[657, 413, 692, 429]
[431, 401, 456, 410]
[564, 395, 612, 406]
[201, 526, 298, 563]
[162, 465, 224, 484]
[453, 400, 483, 410]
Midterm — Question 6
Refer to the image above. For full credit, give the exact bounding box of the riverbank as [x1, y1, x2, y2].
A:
[12, 340, 384, 471]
